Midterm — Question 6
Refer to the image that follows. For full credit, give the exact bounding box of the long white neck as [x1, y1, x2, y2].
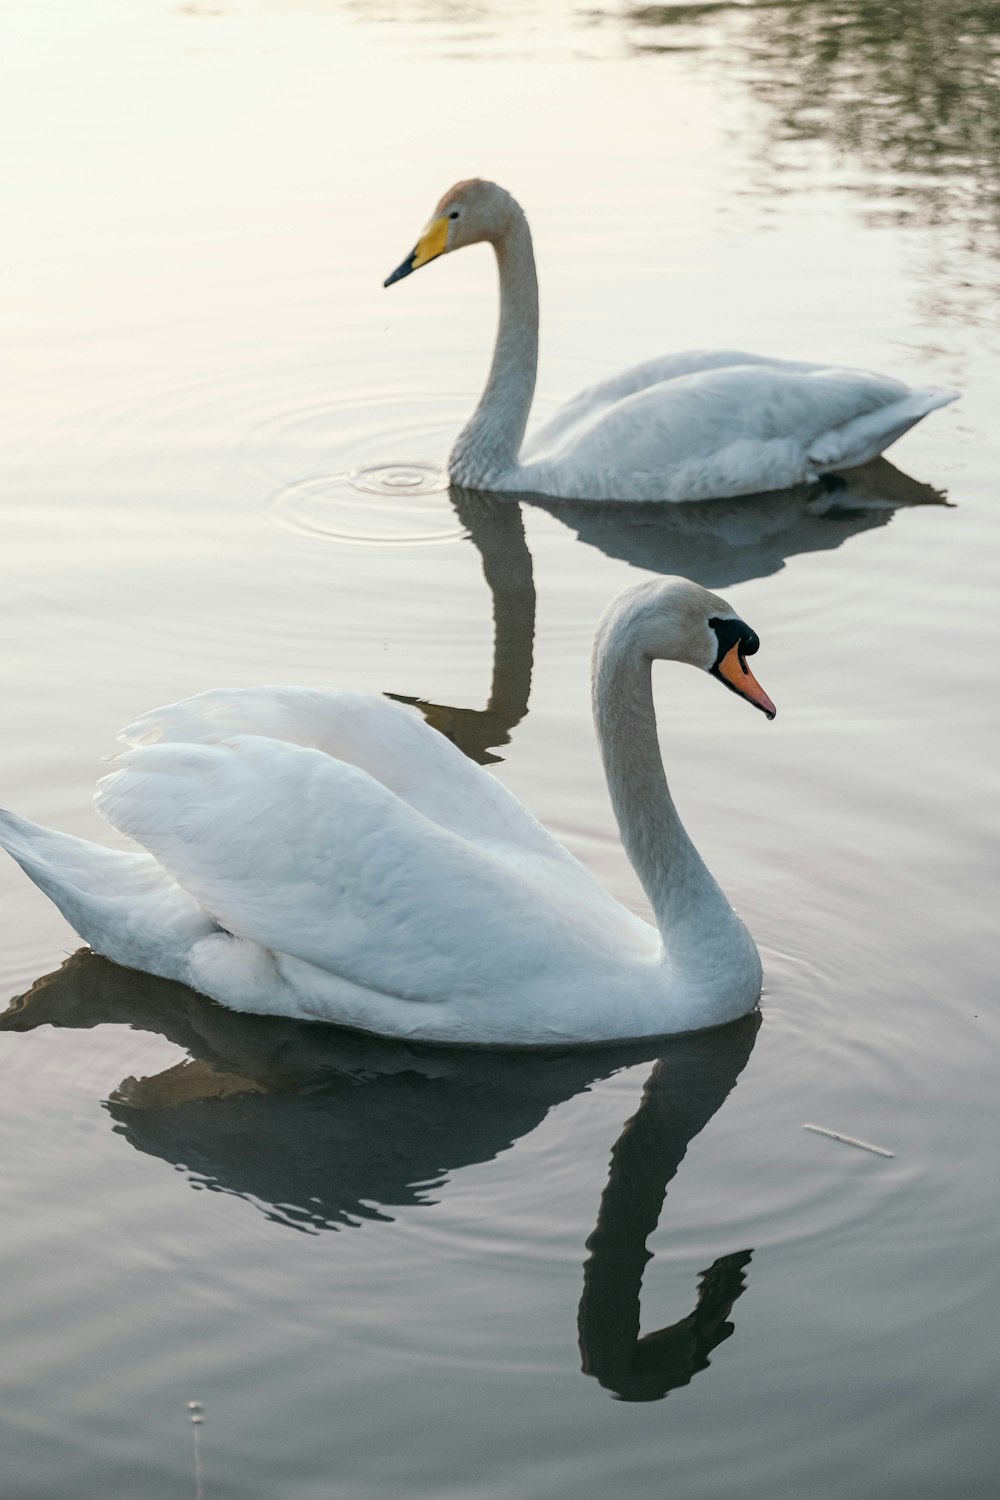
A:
[449, 206, 538, 486]
[591, 613, 746, 975]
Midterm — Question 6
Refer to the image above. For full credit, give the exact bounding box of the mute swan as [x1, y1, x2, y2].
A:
[384, 178, 957, 503]
[0, 577, 775, 1046]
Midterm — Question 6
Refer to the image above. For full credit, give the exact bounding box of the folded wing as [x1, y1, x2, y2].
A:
[96, 730, 650, 1005]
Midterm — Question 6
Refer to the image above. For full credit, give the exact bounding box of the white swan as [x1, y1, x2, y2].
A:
[0, 578, 775, 1046]
[384, 178, 957, 503]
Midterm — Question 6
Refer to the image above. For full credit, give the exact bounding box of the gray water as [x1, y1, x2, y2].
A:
[1, 2, 998, 1496]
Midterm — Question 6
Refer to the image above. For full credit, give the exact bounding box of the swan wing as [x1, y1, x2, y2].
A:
[521, 350, 842, 460]
[121, 686, 564, 856]
[119, 688, 650, 951]
[94, 734, 651, 1004]
[521, 364, 948, 502]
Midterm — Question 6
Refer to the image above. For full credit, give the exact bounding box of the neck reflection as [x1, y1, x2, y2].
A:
[578, 1016, 759, 1400]
[1, 953, 759, 1399]
[387, 486, 535, 765]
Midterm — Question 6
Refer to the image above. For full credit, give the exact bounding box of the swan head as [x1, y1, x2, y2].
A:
[383, 179, 518, 287]
[597, 577, 776, 720]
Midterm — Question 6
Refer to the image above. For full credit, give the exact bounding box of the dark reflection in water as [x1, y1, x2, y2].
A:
[0, 952, 757, 1399]
[269, 0, 1000, 291]
[579, 1019, 758, 1401]
[388, 466, 945, 762]
[387, 489, 535, 765]
[530, 458, 947, 588]
[737, 1, 1000, 235]
[319, 0, 1000, 309]
[321, 0, 1000, 267]
[595, 0, 1000, 306]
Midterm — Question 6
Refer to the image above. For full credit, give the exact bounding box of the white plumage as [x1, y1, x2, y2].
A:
[1, 578, 776, 1046]
[384, 180, 956, 502]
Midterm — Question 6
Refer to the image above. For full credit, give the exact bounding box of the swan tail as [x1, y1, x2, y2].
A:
[808, 387, 958, 474]
[0, 808, 214, 981]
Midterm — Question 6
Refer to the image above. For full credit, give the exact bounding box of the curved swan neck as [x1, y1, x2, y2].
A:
[449, 206, 538, 485]
[591, 615, 735, 955]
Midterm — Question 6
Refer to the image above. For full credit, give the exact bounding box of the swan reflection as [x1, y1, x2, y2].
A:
[387, 489, 535, 766]
[528, 458, 947, 589]
[389, 465, 946, 763]
[579, 1024, 758, 1401]
[0, 950, 757, 1398]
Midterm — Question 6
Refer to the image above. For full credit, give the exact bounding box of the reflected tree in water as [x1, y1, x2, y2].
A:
[739, 3, 999, 205]
[594, 0, 1000, 310]
[265, 0, 1000, 286]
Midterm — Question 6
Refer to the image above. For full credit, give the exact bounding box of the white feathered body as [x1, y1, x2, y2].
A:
[0, 688, 758, 1045]
[390, 182, 955, 502]
[504, 350, 956, 502]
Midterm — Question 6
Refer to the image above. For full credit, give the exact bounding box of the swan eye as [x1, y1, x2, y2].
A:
[449, 211, 460, 220]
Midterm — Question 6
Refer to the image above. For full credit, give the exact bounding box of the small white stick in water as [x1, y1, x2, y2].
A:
[188, 1400, 205, 1500]
[803, 1124, 894, 1158]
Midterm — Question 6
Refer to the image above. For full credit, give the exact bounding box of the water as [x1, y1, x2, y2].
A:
[1, 1, 998, 1495]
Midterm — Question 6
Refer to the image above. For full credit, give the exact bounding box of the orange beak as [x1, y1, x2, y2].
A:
[716, 642, 776, 720]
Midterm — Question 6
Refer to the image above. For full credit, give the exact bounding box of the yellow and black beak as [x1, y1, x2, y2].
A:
[710, 620, 776, 720]
[384, 215, 450, 287]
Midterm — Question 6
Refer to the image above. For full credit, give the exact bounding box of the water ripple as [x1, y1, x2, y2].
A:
[264, 464, 461, 546]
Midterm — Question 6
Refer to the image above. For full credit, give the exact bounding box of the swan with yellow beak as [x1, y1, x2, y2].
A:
[384, 178, 957, 503]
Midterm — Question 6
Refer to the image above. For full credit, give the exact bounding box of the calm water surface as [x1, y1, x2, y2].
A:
[2, 2, 998, 1496]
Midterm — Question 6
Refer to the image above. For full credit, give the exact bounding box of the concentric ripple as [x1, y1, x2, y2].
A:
[349, 462, 446, 496]
[246, 385, 471, 547]
[263, 464, 462, 545]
